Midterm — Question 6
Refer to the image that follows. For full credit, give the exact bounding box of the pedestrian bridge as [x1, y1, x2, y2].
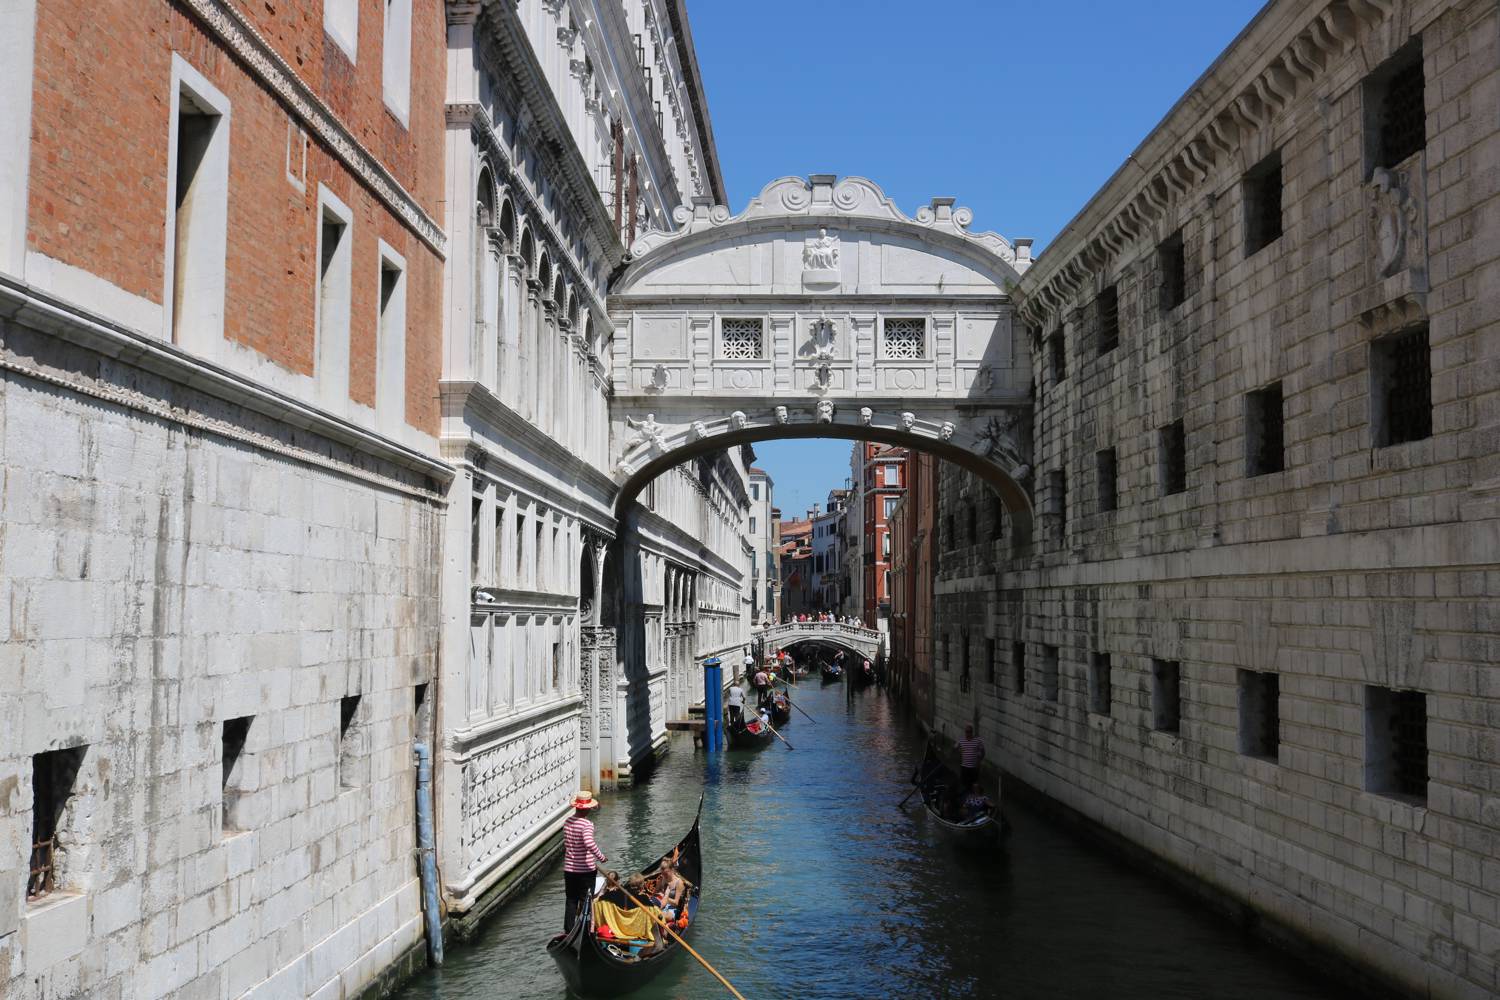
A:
[755, 621, 884, 660]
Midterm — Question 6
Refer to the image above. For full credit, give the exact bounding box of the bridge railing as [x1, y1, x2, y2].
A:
[753, 622, 883, 645]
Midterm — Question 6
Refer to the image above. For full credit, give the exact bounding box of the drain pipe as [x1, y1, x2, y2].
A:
[414, 741, 444, 966]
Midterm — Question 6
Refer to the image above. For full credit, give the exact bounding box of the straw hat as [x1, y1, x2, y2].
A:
[571, 790, 600, 811]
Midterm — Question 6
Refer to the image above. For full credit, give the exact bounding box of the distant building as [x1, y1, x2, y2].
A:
[811, 489, 850, 611]
[855, 444, 908, 629]
[777, 513, 814, 616]
[748, 467, 779, 623]
[889, 451, 938, 724]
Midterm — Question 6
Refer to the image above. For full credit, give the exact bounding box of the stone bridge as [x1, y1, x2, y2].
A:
[605, 175, 1038, 538]
[754, 621, 885, 661]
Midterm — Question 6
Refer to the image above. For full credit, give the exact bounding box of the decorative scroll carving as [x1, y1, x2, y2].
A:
[461, 717, 577, 870]
[646, 364, 669, 392]
[808, 317, 837, 360]
[1368, 164, 1423, 280]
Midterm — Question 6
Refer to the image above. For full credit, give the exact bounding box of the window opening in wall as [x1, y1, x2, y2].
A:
[991, 495, 1004, 538]
[377, 258, 405, 428]
[1040, 644, 1059, 702]
[1159, 420, 1186, 496]
[1048, 331, 1066, 384]
[1365, 686, 1428, 802]
[1096, 447, 1118, 513]
[1243, 150, 1283, 256]
[959, 633, 971, 693]
[964, 503, 976, 543]
[944, 513, 955, 549]
[720, 318, 763, 360]
[414, 682, 431, 740]
[1245, 382, 1285, 476]
[28, 746, 86, 902]
[1012, 642, 1026, 695]
[317, 201, 352, 402]
[470, 496, 482, 580]
[324, 0, 358, 61]
[1237, 670, 1279, 759]
[171, 89, 226, 346]
[883, 318, 926, 360]
[986, 638, 997, 685]
[1159, 230, 1186, 312]
[338, 695, 362, 789]
[1096, 285, 1119, 355]
[1088, 652, 1111, 716]
[221, 716, 252, 834]
[1372, 325, 1432, 447]
[1048, 469, 1066, 541]
[1152, 659, 1181, 733]
[884, 465, 900, 486]
[1367, 39, 1425, 172]
[552, 639, 563, 693]
[381, 0, 412, 123]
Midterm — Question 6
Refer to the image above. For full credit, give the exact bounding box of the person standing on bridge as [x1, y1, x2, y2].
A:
[562, 791, 607, 933]
[956, 724, 985, 791]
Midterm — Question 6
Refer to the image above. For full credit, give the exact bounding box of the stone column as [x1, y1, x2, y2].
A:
[524, 278, 541, 421]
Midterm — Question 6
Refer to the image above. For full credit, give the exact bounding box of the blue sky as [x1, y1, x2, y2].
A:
[687, 0, 1265, 516]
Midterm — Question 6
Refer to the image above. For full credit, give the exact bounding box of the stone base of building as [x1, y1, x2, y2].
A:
[450, 830, 566, 942]
[349, 932, 432, 1000]
[611, 731, 670, 788]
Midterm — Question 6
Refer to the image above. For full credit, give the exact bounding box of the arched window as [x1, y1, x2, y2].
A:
[498, 199, 515, 250]
[537, 250, 552, 294]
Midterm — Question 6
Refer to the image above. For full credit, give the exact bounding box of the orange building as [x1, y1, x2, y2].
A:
[889, 451, 938, 726]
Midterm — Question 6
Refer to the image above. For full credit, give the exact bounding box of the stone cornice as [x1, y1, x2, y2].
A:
[1017, 0, 1397, 329]
[663, 0, 726, 205]
[179, 0, 446, 257]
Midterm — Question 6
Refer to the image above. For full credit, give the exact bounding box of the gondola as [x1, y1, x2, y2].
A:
[547, 798, 705, 997]
[849, 659, 875, 688]
[767, 690, 791, 726]
[820, 661, 843, 683]
[725, 708, 775, 750]
[909, 744, 1003, 841]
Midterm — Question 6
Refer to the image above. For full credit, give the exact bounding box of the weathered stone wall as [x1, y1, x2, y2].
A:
[0, 320, 443, 1000]
[928, 1, 1500, 998]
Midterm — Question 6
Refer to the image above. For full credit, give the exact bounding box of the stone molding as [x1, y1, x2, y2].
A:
[179, 0, 446, 256]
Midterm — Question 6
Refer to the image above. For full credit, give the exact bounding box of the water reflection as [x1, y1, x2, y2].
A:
[395, 685, 1352, 1000]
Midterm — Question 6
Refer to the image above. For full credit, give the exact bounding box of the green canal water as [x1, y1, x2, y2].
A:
[394, 682, 1355, 1000]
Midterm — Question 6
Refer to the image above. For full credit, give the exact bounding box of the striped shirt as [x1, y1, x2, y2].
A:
[563, 815, 606, 873]
[957, 737, 985, 769]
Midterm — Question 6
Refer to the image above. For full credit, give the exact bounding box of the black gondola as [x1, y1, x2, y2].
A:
[820, 661, 843, 683]
[909, 744, 1002, 840]
[725, 708, 775, 750]
[547, 798, 705, 997]
[767, 691, 791, 726]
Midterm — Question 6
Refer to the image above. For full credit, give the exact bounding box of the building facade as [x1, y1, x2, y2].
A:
[810, 489, 849, 611]
[747, 466, 779, 624]
[2, 1, 450, 997]
[925, 2, 1500, 998]
[889, 450, 938, 721]
[858, 444, 908, 629]
[776, 514, 814, 617]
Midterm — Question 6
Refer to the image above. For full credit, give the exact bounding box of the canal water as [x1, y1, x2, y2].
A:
[395, 682, 1354, 1000]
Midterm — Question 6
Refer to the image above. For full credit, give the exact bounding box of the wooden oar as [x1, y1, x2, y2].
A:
[899, 760, 943, 808]
[761, 716, 794, 750]
[611, 884, 747, 1000]
[781, 690, 818, 724]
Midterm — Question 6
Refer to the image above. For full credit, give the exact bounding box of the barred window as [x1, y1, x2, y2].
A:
[720, 318, 764, 360]
[883, 318, 926, 359]
[1159, 230, 1187, 312]
[29, 746, 86, 902]
[1368, 40, 1425, 171]
[1372, 325, 1431, 446]
[1096, 285, 1119, 355]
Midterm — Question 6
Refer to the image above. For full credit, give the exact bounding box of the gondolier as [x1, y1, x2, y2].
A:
[956, 725, 985, 790]
[726, 679, 746, 726]
[562, 791, 608, 932]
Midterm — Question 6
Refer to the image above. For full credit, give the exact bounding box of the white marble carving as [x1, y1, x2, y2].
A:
[774, 405, 789, 424]
[859, 406, 873, 425]
[900, 411, 916, 432]
[730, 410, 747, 429]
[816, 400, 835, 424]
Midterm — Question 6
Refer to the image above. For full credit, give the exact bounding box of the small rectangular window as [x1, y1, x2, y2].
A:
[1048, 469, 1067, 541]
[1245, 382, 1285, 476]
[1159, 230, 1186, 311]
[316, 191, 353, 406]
[1237, 670, 1279, 760]
[169, 68, 230, 352]
[992, 495, 1005, 537]
[221, 716, 252, 834]
[29, 746, 86, 902]
[749, 516, 757, 533]
[1365, 686, 1428, 802]
[1371, 325, 1432, 446]
[382, 0, 413, 124]
[1152, 659, 1181, 733]
[883, 318, 927, 360]
[1243, 150, 1283, 256]
[1159, 420, 1186, 496]
[1040, 645, 1059, 702]
[1088, 652, 1111, 716]
[1096, 285, 1119, 355]
[986, 639, 997, 685]
[1048, 332, 1067, 384]
[1366, 39, 1425, 172]
[470, 496, 482, 579]
[884, 465, 900, 486]
[1096, 447, 1118, 512]
[376, 254, 407, 433]
[964, 503, 977, 542]
[1012, 642, 1026, 695]
[324, 0, 359, 62]
[414, 682, 431, 741]
[338, 694, 362, 789]
[720, 318, 764, 360]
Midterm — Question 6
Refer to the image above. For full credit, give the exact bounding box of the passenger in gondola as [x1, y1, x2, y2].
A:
[598, 870, 627, 908]
[962, 783, 993, 822]
[654, 858, 687, 920]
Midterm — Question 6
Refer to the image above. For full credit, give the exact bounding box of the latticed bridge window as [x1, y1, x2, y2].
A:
[883, 318, 926, 360]
[720, 318, 763, 360]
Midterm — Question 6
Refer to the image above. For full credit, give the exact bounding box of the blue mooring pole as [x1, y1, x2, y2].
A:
[703, 657, 723, 751]
[413, 742, 444, 966]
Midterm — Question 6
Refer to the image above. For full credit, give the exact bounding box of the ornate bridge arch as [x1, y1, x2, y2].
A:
[755, 621, 884, 662]
[607, 175, 1037, 536]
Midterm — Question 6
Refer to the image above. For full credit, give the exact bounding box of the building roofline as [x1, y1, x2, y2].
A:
[664, 0, 727, 206]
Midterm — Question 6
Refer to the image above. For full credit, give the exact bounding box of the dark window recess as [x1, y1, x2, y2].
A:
[415, 682, 431, 740]
[986, 639, 997, 685]
[1041, 645, 1059, 702]
[1096, 447, 1118, 512]
[1160, 420, 1187, 496]
[1244, 151, 1283, 256]
[338, 694, 361, 789]
[1096, 285, 1119, 355]
[1366, 686, 1428, 801]
[964, 503, 977, 542]
[944, 513, 956, 549]
[1152, 659, 1182, 733]
[1012, 642, 1027, 695]
[1159, 231, 1187, 311]
[991, 495, 1005, 538]
[1237, 670, 1280, 759]
[1048, 332, 1067, 384]
[221, 716, 252, 833]
[1048, 470, 1067, 540]
[1088, 653, 1112, 715]
[1245, 382, 1286, 476]
[469, 496, 482, 579]
[959, 634, 971, 693]
[1373, 41, 1426, 170]
[1372, 326, 1432, 446]
[29, 746, 86, 901]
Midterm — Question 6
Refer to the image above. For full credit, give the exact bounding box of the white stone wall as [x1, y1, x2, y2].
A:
[927, 2, 1500, 998]
[0, 320, 441, 1000]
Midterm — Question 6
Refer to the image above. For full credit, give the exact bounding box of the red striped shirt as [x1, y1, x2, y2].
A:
[563, 815, 605, 872]
[957, 737, 985, 768]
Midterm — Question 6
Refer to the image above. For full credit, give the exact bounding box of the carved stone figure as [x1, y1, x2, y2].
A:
[803, 228, 840, 270]
[816, 400, 835, 424]
[975, 410, 1028, 471]
[939, 421, 955, 441]
[730, 410, 747, 430]
[809, 317, 836, 359]
[774, 405, 789, 424]
[625, 413, 668, 453]
[1368, 166, 1419, 279]
[859, 406, 873, 426]
[813, 363, 832, 391]
[975, 366, 995, 392]
[647, 363, 669, 392]
[900, 411, 916, 432]
[689, 420, 709, 441]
